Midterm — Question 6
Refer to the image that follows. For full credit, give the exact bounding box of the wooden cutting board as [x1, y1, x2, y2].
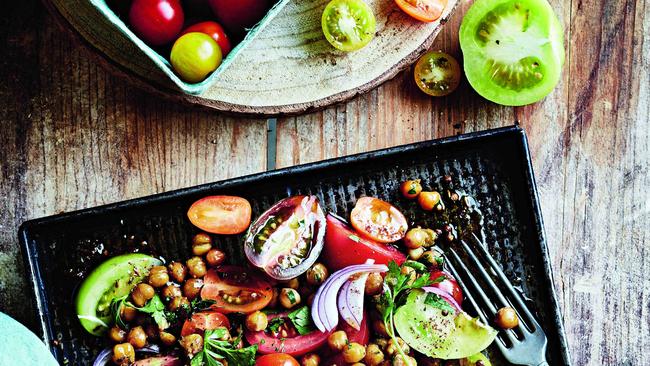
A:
[45, 0, 460, 115]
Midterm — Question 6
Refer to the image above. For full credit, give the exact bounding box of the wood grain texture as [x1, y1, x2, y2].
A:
[0, 0, 648, 365]
[45, 0, 460, 114]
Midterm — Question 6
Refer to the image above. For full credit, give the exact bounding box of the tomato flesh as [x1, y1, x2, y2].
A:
[129, 0, 184, 46]
[395, 0, 446, 22]
[414, 51, 461, 97]
[322, 214, 406, 271]
[180, 311, 230, 337]
[350, 197, 408, 243]
[430, 270, 463, 305]
[201, 266, 273, 314]
[187, 196, 252, 235]
[182, 21, 232, 56]
[255, 354, 300, 366]
[208, 0, 271, 34]
[246, 312, 332, 357]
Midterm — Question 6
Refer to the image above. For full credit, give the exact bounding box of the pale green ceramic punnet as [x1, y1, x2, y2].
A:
[88, 0, 289, 95]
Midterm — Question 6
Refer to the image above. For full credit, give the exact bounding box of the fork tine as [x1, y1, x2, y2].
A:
[443, 254, 491, 324]
[446, 248, 519, 346]
[469, 233, 541, 330]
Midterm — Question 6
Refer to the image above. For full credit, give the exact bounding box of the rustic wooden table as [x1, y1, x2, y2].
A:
[0, 0, 648, 365]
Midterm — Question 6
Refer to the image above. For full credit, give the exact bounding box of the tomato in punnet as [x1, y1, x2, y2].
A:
[170, 33, 222, 83]
[180, 311, 230, 337]
[201, 266, 273, 313]
[255, 354, 300, 366]
[182, 21, 232, 56]
[395, 0, 447, 22]
[129, 0, 184, 46]
[322, 214, 406, 271]
[187, 196, 252, 234]
[430, 270, 463, 305]
[208, 0, 271, 34]
[245, 311, 332, 357]
[350, 197, 408, 243]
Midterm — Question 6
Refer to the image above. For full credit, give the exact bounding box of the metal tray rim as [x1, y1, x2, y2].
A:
[18, 125, 572, 365]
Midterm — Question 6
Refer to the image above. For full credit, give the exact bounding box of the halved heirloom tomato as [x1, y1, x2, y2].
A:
[322, 214, 406, 270]
[200, 266, 273, 314]
[350, 197, 408, 243]
[244, 196, 326, 280]
[180, 311, 230, 337]
[245, 311, 333, 357]
[395, 0, 447, 22]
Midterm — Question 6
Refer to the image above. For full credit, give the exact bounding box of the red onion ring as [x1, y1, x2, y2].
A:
[422, 286, 462, 312]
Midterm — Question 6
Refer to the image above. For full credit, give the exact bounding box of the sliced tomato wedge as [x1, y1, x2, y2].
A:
[255, 354, 300, 366]
[350, 197, 408, 243]
[395, 0, 447, 22]
[245, 311, 333, 357]
[340, 312, 369, 345]
[430, 270, 464, 305]
[201, 266, 273, 314]
[322, 214, 406, 270]
[187, 195, 252, 234]
[180, 311, 230, 337]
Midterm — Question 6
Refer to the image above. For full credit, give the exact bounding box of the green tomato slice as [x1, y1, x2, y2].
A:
[75, 253, 162, 335]
[461, 352, 493, 366]
[322, 0, 376, 52]
[459, 0, 564, 106]
[395, 290, 497, 359]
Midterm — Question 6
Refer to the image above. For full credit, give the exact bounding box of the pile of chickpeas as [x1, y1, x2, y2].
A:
[109, 232, 226, 365]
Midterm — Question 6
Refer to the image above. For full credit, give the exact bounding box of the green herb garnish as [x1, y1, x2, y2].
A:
[266, 317, 285, 333]
[191, 328, 257, 366]
[424, 293, 456, 313]
[128, 294, 170, 329]
[288, 306, 315, 335]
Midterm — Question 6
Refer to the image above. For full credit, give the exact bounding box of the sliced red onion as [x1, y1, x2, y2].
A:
[422, 286, 462, 312]
[311, 264, 388, 332]
[337, 272, 369, 330]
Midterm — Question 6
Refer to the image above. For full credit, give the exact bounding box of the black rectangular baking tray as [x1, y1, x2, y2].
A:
[19, 125, 571, 365]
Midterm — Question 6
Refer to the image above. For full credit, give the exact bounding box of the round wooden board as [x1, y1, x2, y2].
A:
[46, 0, 460, 115]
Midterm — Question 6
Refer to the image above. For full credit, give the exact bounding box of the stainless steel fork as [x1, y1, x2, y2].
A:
[443, 233, 549, 366]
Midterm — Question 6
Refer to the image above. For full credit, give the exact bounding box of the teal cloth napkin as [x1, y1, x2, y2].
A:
[0, 312, 59, 366]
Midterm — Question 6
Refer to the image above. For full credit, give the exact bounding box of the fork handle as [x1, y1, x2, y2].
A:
[535, 362, 549, 366]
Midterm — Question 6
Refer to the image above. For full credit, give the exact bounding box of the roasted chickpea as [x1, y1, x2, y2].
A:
[404, 228, 429, 249]
[372, 320, 389, 338]
[385, 337, 409, 357]
[144, 323, 159, 339]
[280, 288, 301, 309]
[168, 261, 187, 283]
[162, 284, 182, 300]
[418, 191, 442, 211]
[131, 283, 155, 307]
[148, 265, 170, 288]
[127, 326, 147, 349]
[343, 342, 366, 363]
[191, 232, 213, 256]
[374, 338, 388, 349]
[112, 343, 135, 366]
[284, 278, 300, 290]
[245, 311, 268, 332]
[400, 179, 422, 199]
[180, 333, 203, 357]
[302, 353, 321, 366]
[187, 256, 207, 278]
[159, 330, 176, 346]
[365, 344, 384, 366]
[407, 247, 425, 260]
[495, 307, 519, 329]
[392, 355, 417, 366]
[421, 249, 444, 268]
[206, 248, 226, 267]
[350, 364, 365, 366]
[365, 272, 384, 296]
[400, 266, 416, 285]
[183, 278, 204, 300]
[306, 263, 329, 286]
[108, 326, 126, 343]
[328, 330, 348, 352]
[120, 304, 137, 323]
[168, 296, 190, 312]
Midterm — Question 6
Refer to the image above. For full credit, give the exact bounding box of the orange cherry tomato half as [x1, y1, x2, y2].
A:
[350, 197, 408, 243]
[256, 354, 300, 366]
[187, 195, 252, 234]
[201, 266, 273, 314]
[395, 0, 447, 22]
[170, 32, 222, 83]
[182, 21, 232, 56]
[180, 311, 230, 337]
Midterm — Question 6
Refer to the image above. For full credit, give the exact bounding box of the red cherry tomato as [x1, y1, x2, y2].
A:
[255, 354, 300, 366]
[322, 214, 406, 271]
[129, 0, 184, 46]
[182, 21, 232, 56]
[350, 197, 408, 243]
[180, 311, 230, 337]
[201, 266, 273, 314]
[246, 312, 333, 357]
[208, 0, 271, 34]
[187, 196, 252, 234]
[430, 270, 463, 305]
